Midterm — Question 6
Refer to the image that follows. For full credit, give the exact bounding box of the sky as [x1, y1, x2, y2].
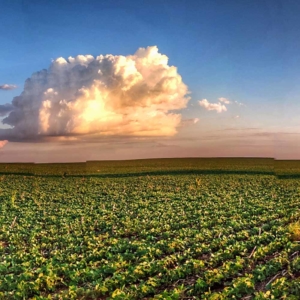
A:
[0, 0, 299, 162]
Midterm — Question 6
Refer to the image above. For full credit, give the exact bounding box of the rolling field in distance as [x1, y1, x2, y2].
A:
[1, 158, 300, 299]
[0, 158, 298, 177]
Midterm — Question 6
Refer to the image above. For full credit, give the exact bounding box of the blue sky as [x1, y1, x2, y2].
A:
[0, 0, 299, 161]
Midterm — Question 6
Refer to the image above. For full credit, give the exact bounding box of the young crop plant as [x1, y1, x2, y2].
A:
[10, 190, 17, 208]
[288, 222, 300, 241]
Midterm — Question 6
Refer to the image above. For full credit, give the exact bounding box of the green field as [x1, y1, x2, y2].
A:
[1, 158, 300, 299]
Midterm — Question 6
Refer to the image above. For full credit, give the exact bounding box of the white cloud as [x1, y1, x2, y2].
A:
[234, 100, 244, 106]
[199, 99, 227, 113]
[218, 97, 231, 104]
[1, 46, 190, 140]
[180, 118, 199, 127]
[0, 84, 17, 90]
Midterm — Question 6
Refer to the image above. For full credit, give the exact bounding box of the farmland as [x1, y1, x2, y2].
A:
[0, 158, 300, 299]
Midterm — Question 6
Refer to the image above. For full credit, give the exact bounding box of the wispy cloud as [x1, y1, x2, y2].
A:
[0, 84, 17, 90]
[0, 140, 8, 148]
[234, 100, 244, 106]
[199, 99, 227, 113]
[217, 127, 259, 132]
[218, 97, 231, 104]
[180, 118, 199, 127]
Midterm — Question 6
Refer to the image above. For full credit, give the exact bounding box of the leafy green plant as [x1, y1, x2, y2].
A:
[288, 222, 300, 241]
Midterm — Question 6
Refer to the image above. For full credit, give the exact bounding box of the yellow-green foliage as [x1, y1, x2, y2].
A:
[288, 222, 300, 241]
[0, 161, 300, 299]
[11, 190, 17, 207]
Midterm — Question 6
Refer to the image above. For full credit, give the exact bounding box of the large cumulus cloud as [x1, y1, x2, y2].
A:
[0, 104, 13, 116]
[1, 46, 189, 141]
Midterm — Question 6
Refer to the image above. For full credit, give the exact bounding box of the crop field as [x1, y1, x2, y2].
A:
[1, 159, 300, 299]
